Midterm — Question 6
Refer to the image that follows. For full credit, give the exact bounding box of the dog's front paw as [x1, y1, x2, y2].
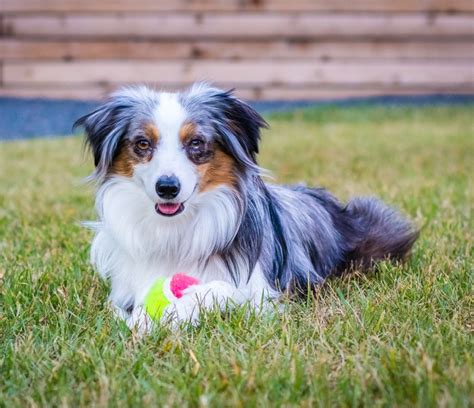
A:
[161, 281, 236, 327]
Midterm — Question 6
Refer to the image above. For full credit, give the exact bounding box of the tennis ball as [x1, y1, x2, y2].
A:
[143, 274, 200, 321]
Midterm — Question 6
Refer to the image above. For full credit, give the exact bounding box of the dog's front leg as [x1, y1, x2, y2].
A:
[161, 280, 245, 327]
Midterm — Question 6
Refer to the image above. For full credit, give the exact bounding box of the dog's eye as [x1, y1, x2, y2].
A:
[189, 138, 204, 149]
[186, 138, 212, 164]
[135, 139, 150, 150]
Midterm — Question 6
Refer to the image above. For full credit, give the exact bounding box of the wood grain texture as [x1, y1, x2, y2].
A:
[3, 0, 474, 13]
[4, 61, 473, 86]
[2, 3, 473, 100]
[3, 14, 474, 39]
[1, 84, 473, 101]
[1, 39, 473, 61]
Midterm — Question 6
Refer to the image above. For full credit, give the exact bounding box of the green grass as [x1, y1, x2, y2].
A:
[1, 104, 473, 407]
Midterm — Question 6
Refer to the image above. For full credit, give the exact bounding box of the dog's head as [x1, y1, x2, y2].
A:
[75, 83, 267, 218]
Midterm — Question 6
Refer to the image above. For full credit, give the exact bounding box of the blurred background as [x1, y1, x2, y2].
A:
[1, 0, 473, 101]
[1, 0, 473, 138]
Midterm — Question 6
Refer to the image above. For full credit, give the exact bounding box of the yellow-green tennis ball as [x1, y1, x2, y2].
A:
[143, 277, 170, 321]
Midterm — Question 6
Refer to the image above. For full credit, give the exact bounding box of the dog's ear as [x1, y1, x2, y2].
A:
[217, 91, 268, 163]
[74, 96, 133, 180]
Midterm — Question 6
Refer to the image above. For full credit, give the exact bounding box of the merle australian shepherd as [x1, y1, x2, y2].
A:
[75, 83, 418, 333]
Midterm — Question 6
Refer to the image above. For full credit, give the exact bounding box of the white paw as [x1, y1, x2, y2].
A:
[161, 281, 237, 327]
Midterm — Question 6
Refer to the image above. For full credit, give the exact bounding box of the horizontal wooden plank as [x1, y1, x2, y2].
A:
[3, 14, 474, 39]
[2, 39, 474, 61]
[249, 85, 474, 100]
[3, 0, 474, 13]
[4, 61, 473, 86]
[0, 86, 113, 100]
[0, 39, 191, 60]
[2, 84, 473, 101]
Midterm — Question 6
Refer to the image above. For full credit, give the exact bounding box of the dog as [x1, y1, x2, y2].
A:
[75, 83, 418, 333]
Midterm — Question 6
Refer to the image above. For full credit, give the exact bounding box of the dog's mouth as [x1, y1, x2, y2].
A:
[155, 202, 184, 217]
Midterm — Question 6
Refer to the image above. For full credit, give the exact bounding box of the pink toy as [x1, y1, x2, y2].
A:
[170, 273, 200, 299]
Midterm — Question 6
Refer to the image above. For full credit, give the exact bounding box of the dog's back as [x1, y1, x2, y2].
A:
[253, 184, 418, 291]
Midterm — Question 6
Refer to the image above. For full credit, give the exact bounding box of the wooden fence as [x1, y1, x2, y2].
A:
[1, 0, 473, 100]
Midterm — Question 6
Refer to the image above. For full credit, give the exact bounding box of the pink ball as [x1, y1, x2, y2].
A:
[170, 273, 200, 299]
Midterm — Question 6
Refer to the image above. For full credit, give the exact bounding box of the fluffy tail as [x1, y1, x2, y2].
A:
[341, 197, 419, 271]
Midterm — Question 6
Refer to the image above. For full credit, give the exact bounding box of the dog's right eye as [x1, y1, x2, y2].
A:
[135, 139, 150, 150]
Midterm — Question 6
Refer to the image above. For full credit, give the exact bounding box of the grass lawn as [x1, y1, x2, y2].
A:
[0, 104, 472, 407]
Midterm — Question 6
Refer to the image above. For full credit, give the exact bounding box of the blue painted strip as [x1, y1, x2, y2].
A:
[1, 94, 473, 140]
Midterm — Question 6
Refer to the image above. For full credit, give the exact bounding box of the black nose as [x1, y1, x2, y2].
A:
[155, 175, 181, 199]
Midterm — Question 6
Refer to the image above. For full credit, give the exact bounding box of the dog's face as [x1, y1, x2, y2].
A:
[76, 84, 267, 218]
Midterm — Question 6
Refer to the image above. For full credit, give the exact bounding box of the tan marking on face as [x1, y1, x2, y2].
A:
[179, 122, 197, 144]
[144, 123, 159, 146]
[110, 123, 159, 177]
[110, 141, 135, 177]
[198, 147, 237, 192]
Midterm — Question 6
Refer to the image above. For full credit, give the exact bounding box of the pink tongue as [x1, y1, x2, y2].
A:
[158, 203, 181, 215]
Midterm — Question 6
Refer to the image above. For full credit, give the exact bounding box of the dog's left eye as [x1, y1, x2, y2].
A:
[186, 137, 211, 164]
[135, 139, 150, 150]
[188, 139, 204, 149]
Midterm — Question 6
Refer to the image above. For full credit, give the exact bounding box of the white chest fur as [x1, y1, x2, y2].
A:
[89, 178, 256, 307]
